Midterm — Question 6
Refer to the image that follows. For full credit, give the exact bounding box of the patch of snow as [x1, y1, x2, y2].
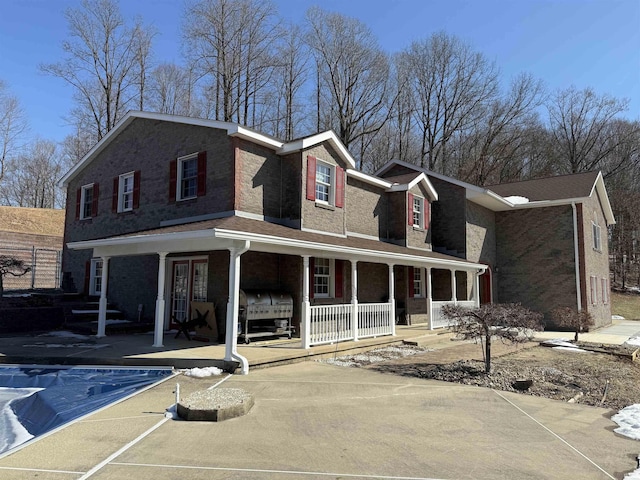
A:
[551, 346, 591, 353]
[541, 338, 574, 348]
[612, 404, 640, 441]
[625, 467, 640, 480]
[106, 319, 131, 325]
[180, 366, 223, 378]
[504, 195, 530, 205]
[624, 337, 640, 348]
[22, 343, 108, 349]
[38, 331, 91, 340]
[319, 344, 431, 367]
[612, 315, 626, 320]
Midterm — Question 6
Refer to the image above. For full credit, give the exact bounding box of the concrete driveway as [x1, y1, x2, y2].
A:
[0, 362, 637, 479]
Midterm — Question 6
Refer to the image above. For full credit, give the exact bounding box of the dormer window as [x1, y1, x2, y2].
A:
[413, 196, 423, 228]
[306, 155, 344, 208]
[408, 193, 428, 230]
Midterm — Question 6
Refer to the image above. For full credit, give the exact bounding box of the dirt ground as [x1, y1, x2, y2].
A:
[322, 341, 640, 411]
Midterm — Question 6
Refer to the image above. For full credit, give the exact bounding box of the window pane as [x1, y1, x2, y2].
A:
[192, 262, 208, 302]
[180, 158, 198, 199]
[314, 258, 331, 296]
[121, 174, 134, 210]
[82, 187, 93, 218]
[315, 163, 331, 202]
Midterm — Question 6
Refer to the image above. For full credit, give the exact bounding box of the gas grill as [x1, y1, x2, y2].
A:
[238, 290, 294, 343]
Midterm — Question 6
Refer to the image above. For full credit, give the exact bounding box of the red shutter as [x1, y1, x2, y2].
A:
[169, 159, 177, 201]
[309, 257, 315, 300]
[133, 170, 141, 208]
[335, 166, 344, 208]
[408, 266, 415, 298]
[112, 177, 119, 212]
[306, 156, 316, 201]
[425, 200, 430, 229]
[407, 193, 414, 226]
[84, 260, 91, 295]
[335, 260, 344, 298]
[91, 183, 99, 217]
[75, 188, 81, 220]
[197, 151, 207, 196]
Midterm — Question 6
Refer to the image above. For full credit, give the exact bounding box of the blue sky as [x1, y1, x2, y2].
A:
[0, 0, 638, 145]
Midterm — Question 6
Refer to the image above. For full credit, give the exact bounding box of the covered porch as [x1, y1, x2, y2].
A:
[67, 216, 486, 374]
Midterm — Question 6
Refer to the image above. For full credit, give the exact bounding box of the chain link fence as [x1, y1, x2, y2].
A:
[1, 246, 62, 291]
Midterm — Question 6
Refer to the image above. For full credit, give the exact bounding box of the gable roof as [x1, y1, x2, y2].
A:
[487, 171, 600, 201]
[59, 111, 358, 187]
[0, 206, 65, 237]
[376, 160, 615, 225]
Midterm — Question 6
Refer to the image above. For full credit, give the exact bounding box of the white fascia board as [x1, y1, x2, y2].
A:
[278, 131, 356, 169]
[592, 172, 616, 225]
[386, 173, 439, 201]
[67, 228, 217, 250]
[374, 159, 422, 177]
[346, 169, 392, 189]
[229, 125, 283, 150]
[214, 228, 486, 271]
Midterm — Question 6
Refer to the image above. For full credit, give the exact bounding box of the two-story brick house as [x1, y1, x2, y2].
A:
[376, 160, 615, 330]
[59, 112, 487, 373]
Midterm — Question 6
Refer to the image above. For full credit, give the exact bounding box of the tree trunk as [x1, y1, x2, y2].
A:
[485, 333, 491, 374]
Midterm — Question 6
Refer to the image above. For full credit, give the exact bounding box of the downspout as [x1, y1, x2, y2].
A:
[225, 241, 250, 374]
[572, 202, 582, 312]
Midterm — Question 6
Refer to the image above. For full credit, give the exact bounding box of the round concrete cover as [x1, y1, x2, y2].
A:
[177, 388, 254, 421]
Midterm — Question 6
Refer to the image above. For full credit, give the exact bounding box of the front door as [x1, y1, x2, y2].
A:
[169, 258, 208, 329]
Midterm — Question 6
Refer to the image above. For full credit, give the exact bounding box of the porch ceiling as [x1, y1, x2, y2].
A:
[67, 215, 486, 271]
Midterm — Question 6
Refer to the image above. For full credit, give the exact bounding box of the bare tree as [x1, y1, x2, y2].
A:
[146, 63, 202, 116]
[2, 139, 65, 209]
[306, 7, 394, 155]
[183, 0, 280, 124]
[442, 303, 543, 374]
[550, 307, 595, 342]
[400, 32, 499, 173]
[547, 86, 632, 175]
[0, 256, 31, 301]
[0, 81, 29, 183]
[41, 0, 154, 141]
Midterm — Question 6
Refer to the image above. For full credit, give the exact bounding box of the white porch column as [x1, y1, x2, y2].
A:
[351, 260, 359, 341]
[388, 264, 396, 336]
[450, 269, 457, 305]
[427, 267, 433, 330]
[153, 252, 168, 347]
[96, 256, 110, 338]
[301, 255, 311, 349]
[225, 242, 250, 374]
[474, 270, 481, 307]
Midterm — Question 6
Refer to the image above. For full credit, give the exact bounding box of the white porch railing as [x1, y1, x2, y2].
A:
[309, 302, 393, 346]
[358, 302, 393, 339]
[431, 300, 476, 329]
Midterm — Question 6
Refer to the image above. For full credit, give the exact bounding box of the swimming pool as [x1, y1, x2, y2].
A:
[0, 365, 173, 454]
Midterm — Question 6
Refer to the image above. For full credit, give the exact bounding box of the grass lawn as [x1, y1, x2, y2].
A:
[611, 291, 640, 320]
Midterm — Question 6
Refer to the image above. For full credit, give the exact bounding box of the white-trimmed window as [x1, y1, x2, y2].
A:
[314, 258, 332, 298]
[315, 162, 333, 204]
[413, 267, 424, 297]
[590, 275, 598, 305]
[178, 154, 198, 200]
[80, 184, 95, 220]
[119, 172, 134, 212]
[601, 278, 608, 304]
[592, 222, 602, 252]
[90, 259, 103, 296]
[413, 196, 424, 229]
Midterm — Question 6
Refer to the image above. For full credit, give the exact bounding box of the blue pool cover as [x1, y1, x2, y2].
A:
[0, 366, 173, 454]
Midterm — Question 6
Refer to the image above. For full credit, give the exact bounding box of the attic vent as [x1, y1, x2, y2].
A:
[505, 195, 529, 205]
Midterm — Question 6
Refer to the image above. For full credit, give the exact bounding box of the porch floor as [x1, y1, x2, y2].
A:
[0, 325, 454, 371]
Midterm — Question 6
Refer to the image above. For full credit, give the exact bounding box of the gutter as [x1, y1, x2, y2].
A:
[572, 202, 582, 312]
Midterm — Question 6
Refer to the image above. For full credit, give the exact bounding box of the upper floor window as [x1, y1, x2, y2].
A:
[76, 183, 99, 220]
[169, 152, 207, 202]
[113, 171, 140, 213]
[316, 162, 332, 203]
[592, 222, 602, 252]
[306, 155, 344, 208]
[408, 193, 428, 229]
